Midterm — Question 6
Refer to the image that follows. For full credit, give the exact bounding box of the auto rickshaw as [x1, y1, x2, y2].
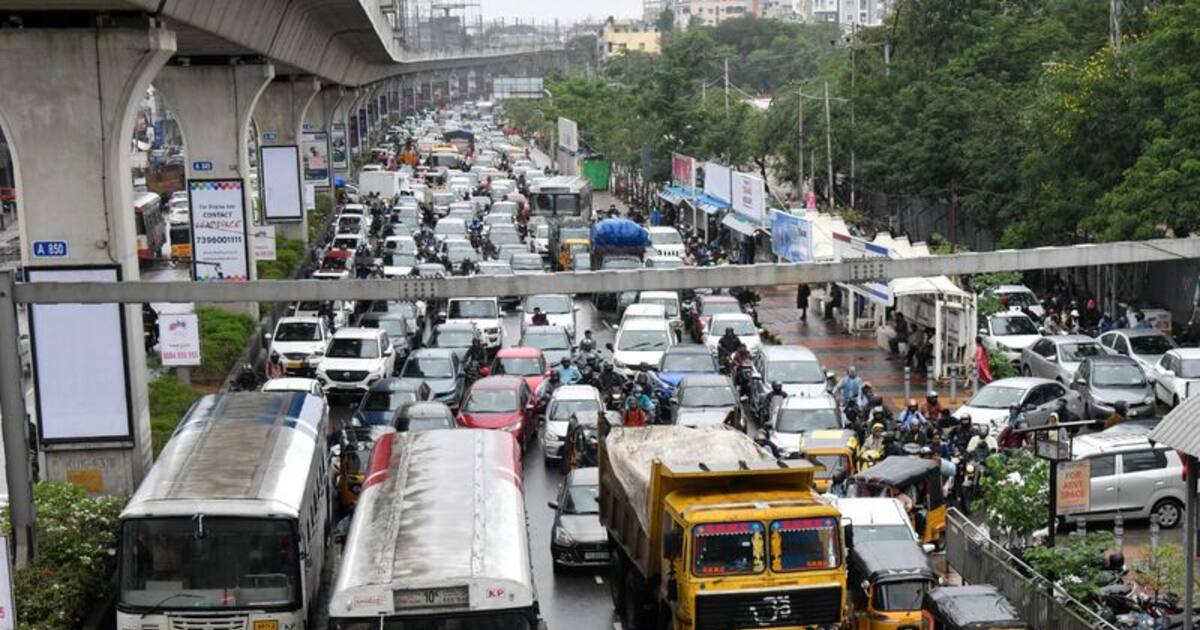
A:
[849, 456, 946, 546]
[801, 431, 858, 493]
[169, 223, 191, 260]
[558, 238, 590, 272]
[848, 540, 938, 629]
[335, 427, 376, 510]
[921, 585, 1031, 629]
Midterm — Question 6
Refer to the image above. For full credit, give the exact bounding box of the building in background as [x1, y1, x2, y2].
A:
[673, 0, 750, 28]
[762, 0, 803, 21]
[811, 0, 891, 27]
[643, 0, 674, 23]
[600, 18, 661, 58]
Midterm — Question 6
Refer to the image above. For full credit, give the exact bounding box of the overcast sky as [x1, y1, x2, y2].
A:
[480, 0, 642, 22]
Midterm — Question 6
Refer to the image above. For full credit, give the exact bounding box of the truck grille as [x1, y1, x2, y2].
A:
[695, 586, 842, 630]
[331, 370, 369, 382]
[168, 615, 247, 630]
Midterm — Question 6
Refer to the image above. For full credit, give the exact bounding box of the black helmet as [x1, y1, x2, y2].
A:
[1113, 400, 1128, 414]
[959, 414, 972, 425]
[549, 371, 560, 382]
[771, 381, 784, 393]
[602, 363, 613, 373]
[926, 391, 939, 404]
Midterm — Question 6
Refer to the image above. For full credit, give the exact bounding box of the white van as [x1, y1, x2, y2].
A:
[358, 170, 405, 198]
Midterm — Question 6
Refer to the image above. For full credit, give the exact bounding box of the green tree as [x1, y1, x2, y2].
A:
[655, 8, 675, 35]
[1023, 531, 1116, 601]
[975, 451, 1049, 547]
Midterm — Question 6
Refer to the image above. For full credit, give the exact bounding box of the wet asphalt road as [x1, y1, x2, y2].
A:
[326, 297, 619, 630]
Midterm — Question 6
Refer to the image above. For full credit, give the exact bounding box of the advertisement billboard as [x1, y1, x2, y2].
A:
[300, 131, 330, 186]
[704, 161, 732, 203]
[331, 123, 348, 171]
[158, 313, 201, 367]
[1056, 459, 1092, 515]
[731, 171, 766, 224]
[671, 153, 696, 190]
[770, 210, 813, 263]
[28, 266, 133, 443]
[188, 178, 250, 281]
[260, 145, 304, 222]
[557, 117, 578, 153]
[832, 231, 893, 306]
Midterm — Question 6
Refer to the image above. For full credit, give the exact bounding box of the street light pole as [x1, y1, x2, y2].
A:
[797, 89, 804, 198]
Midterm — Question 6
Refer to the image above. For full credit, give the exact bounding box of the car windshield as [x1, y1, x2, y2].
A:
[693, 521, 765, 576]
[641, 297, 679, 318]
[810, 454, 850, 480]
[495, 357, 543, 376]
[680, 385, 737, 407]
[652, 231, 682, 245]
[120, 517, 299, 609]
[326, 338, 379, 359]
[767, 360, 824, 383]
[1060, 342, 1104, 362]
[618, 330, 670, 351]
[562, 484, 600, 515]
[402, 415, 453, 432]
[383, 253, 417, 267]
[852, 524, 917, 544]
[478, 264, 513, 276]
[1179, 359, 1200, 379]
[874, 580, 931, 612]
[715, 318, 757, 336]
[436, 221, 465, 234]
[534, 224, 550, 238]
[560, 227, 589, 240]
[434, 330, 475, 347]
[999, 291, 1037, 307]
[512, 257, 542, 271]
[523, 330, 570, 350]
[449, 299, 497, 319]
[1092, 364, 1147, 387]
[464, 389, 518, 413]
[661, 352, 716, 373]
[775, 408, 840, 434]
[703, 302, 742, 317]
[361, 390, 417, 413]
[275, 322, 320, 342]
[1131, 335, 1175, 355]
[332, 238, 358, 250]
[990, 315, 1038, 336]
[527, 296, 571, 314]
[402, 357, 453, 379]
[549, 398, 601, 422]
[966, 385, 1025, 409]
[490, 232, 522, 245]
[770, 517, 841, 572]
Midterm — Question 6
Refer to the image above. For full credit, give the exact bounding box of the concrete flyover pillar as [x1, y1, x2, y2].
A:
[254, 76, 321, 242]
[0, 25, 175, 496]
[156, 62, 275, 272]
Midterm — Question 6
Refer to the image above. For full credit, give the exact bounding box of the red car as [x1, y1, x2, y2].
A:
[485, 347, 549, 393]
[456, 375, 538, 450]
[688, 295, 743, 342]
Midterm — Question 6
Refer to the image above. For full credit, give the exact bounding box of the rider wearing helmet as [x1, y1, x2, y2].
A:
[755, 428, 780, 458]
[998, 416, 1031, 449]
[922, 391, 942, 420]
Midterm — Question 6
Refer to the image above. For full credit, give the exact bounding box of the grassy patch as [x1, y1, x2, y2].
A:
[256, 233, 306, 280]
[195, 306, 257, 383]
[148, 375, 202, 456]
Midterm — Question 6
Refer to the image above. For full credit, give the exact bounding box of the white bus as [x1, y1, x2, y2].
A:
[328, 429, 541, 630]
[116, 391, 331, 629]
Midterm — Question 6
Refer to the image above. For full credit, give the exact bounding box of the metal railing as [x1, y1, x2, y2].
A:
[945, 508, 1118, 630]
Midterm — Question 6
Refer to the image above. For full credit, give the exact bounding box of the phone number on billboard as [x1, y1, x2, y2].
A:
[196, 236, 243, 244]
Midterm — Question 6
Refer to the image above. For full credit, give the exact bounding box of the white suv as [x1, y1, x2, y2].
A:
[446, 297, 504, 351]
[1071, 431, 1186, 528]
[268, 316, 330, 375]
[314, 328, 397, 395]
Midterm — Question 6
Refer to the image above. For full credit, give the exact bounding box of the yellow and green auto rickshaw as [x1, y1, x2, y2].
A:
[848, 540, 938, 629]
[801, 430, 859, 493]
[849, 455, 946, 546]
[921, 585, 1031, 630]
[335, 427, 376, 510]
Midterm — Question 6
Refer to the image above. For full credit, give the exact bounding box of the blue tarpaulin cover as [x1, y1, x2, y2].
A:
[592, 218, 650, 247]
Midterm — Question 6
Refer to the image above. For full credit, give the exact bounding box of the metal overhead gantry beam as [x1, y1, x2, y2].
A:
[11, 238, 1200, 304]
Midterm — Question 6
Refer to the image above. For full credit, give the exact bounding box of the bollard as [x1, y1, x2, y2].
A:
[1075, 516, 1086, 536]
[1149, 513, 1160, 551]
[1114, 513, 1124, 550]
[904, 367, 911, 401]
[949, 365, 957, 403]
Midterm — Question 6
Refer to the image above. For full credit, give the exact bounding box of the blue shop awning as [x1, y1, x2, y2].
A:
[696, 193, 730, 215]
[721, 212, 760, 237]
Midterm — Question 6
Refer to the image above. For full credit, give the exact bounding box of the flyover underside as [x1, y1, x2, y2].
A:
[13, 238, 1200, 304]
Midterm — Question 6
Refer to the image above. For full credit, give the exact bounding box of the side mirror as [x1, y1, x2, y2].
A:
[264, 332, 273, 341]
[547, 500, 559, 510]
[312, 350, 325, 358]
[979, 328, 988, 337]
[605, 343, 614, 352]
[663, 531, 683, 559]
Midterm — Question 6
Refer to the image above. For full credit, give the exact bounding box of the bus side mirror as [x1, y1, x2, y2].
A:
[663, 531, 683, 560]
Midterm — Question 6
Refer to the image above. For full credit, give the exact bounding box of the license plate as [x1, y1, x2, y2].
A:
[394, 586, 469, 609]
[286, 360, 303, 369]
[584, 551, 609, 560]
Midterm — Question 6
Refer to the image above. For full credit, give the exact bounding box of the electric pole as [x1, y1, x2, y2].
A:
[723, 57, 730, 116]
[824, 81, 834, 209]
[849, 24, 857, 209]
[797, 89, 804, 198]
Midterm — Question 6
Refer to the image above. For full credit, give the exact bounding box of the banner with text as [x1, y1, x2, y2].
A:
[831, 232, 893, 306]
[252, 225, 276, 261]
[158, 313, 201, 367]
[731, 171, 766, 224]
[770, 210, 813, 263]
[704, 162, 732, 203]
[330, 123, 348, 171]
[1056, 459, 1092, 515]
[188, 178, 249, 281]
[671, 153, 696, 191]
[301, 131, 331, 186]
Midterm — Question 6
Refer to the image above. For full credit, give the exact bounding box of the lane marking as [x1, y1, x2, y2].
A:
[594, 574, 604, 585]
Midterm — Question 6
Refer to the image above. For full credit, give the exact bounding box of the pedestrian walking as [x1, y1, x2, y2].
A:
[796, 284, 811, 321]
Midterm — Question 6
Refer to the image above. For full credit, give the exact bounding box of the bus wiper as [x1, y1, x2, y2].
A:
[140, 592, 204, 618]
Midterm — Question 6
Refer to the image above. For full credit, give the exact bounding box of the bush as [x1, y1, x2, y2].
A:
[256, 234, 306, 280]
[148, 375, 202, 456]
[1024, 531, 1115, 601]
[975, 451, 1049, 548]
[195, 307, 256, 382]
[1, 482, 126, 630]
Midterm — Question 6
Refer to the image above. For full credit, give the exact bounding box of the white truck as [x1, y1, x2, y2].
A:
[358, 170, 406, 198]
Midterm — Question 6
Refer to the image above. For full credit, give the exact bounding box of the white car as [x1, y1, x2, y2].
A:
[979, 311, 1042, 364]
[268, 316, 331, 375]
[334, 214, 368, 238]
[541, 385, 604, 462]
[167, 198, 189, 225]
[446, 297, 504, 350]
[381, 251, 418, 278]
[647, 226, 685, 258]
[289, 300, 354, 329]
[621, 303, 667, 327]
[339, 203, 367, 216]
[1150, 348, 1200, 408]
[703, 313, 763, 357]
[260, 377, 324, 398]
[522, 294, 578, 339]
[833, 498, 923, 546]
[989, 284, 1044, 319]
[314, 328, 398, 395]
[382, 235, 417, 255]
[611, 317, 674, 376]
[637, 291, 683, 339]
[767, 394, 842, 457]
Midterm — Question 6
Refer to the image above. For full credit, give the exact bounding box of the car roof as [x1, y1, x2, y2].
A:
[665, 344, 710, 355]
[1167, 348, 1200, 359]
[552, 385, 600, 400]
[276, 316, 319, 325]
[260, 378, 320, 392]
[398, 401, 453, 418]
[619, 318, 670, 332]
[679, 374, 733, 387]
[640, 290, 679, 300]
[496, 347, 543, 358]
[982, 376, 1056, 390]
[471, 375, 525, 390]
[409, 348, 455, 359]
[1049, 335, 1098, 344]
[332, 327, 380, 340]
[781, 394, 837, 410]
[699, 294, 738, 304]
[1084, 354, 1139, 366]
[435, 321, 476, 332]
[710, 312, 753, 322]
[992, 284, 1034, 293]
[761, 345, 818, 361]
[1073, 431, 1167, 456]
[369, 378, 426, 393]
[566, 466, 599, 486]
[523, 325, 568, 335]
[1110, 328, 1170, 338]
[988, 310, 1034, 319]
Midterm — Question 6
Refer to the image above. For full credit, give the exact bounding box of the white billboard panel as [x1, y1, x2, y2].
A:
[260, 145, 304, 222]
[28, 266, 132, 443]
[731, 171, 766, 224]
[704, 162, 732, 203]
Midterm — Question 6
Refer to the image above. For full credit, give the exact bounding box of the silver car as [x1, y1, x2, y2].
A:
[1071, 356, 1155, 419]
[1020, 334, 1106, 383]
[1098, 328, 1177, 374]
[1072, 432, 1186, 528]
[952, 376, 1083, 430]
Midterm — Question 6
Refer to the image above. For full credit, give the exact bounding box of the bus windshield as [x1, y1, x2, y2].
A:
[120, 517, 300, 610]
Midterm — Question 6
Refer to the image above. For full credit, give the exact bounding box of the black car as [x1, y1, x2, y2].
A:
[549, 467, 607, 572]
[392, 401, 457, 432]
[397, 348, 466, 409]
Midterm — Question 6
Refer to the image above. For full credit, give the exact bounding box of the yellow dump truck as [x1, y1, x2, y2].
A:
[600, 425, 849, 630]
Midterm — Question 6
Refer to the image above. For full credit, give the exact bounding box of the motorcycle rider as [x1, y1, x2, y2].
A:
[755, 428, 780, 458]
[555, 357, 582, 385]
[998, 416, 1032, 450]
[623, 384, 654, 427]
[717, 327, 741, 366]
[578, 330, 598, 356]
[921, 391, 942, 421]
[949, 414, 975, 455]
[966, 423, 1000, 457]
[856, 381, 876, 410]
[898, 399, 927, 433]
[531, 307, 550, 326]
[1103, 401, 1129, 430]
[597, 363, 626, 395]
[860, 423, 886, 457]
[464, 337, 487, 372]
[764, 381, 788, 421]
[536, 370, 563, 403]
